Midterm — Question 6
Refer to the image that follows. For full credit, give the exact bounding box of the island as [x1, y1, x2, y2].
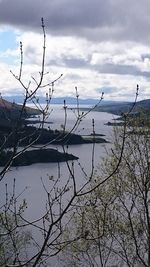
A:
[0, 149, 78, 167]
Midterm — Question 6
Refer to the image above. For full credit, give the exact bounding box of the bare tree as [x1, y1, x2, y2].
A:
[0, 17, 104, 267]
[0, 18, 139, 267]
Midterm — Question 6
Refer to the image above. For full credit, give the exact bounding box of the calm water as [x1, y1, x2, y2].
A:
[0, 106, 117, 265]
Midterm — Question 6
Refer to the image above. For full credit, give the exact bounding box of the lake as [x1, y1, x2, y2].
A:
[0, 105, 118, 266]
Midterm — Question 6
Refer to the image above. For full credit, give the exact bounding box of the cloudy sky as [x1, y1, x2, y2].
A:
[0, 0, 150, 101]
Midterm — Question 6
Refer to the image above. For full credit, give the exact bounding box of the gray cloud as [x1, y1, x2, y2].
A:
[46, 56, 90, 69]
[50, 54, 150, 79]
[0, 0, 112, 30]
[94, 63, 150, 79]
[141, 54, 150, 61]
[96, 86, 118, 94]
[45, 50, 150, 79]
[62, 57, 90, 68]
[66, 73, 82, 81]
[0, 0, 150, 44]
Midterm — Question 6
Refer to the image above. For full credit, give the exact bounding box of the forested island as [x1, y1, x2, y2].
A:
[0, 148, 78, 167]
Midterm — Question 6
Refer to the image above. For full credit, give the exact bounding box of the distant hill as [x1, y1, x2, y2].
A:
[3, 95, 129, 106]
[2, 96, 150, 115]
[95, 99, 150, 115]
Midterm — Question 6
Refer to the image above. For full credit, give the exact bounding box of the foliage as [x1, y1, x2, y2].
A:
[61, 113, 150, 267]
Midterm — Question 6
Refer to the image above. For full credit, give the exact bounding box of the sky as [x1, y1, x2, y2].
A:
[0, 0, 150, 101]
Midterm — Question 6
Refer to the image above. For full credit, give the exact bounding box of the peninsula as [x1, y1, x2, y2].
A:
[0, 98, 108, 166]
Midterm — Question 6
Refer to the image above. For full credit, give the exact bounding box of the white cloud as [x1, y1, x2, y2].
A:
[0, 22, 150, 101]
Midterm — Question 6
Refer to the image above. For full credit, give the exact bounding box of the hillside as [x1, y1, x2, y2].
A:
[0, 98, 41, 115]
[95, 99, 150, 115]
[0, 98, 41, 128]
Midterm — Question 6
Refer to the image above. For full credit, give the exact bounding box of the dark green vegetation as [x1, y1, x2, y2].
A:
[95, 98, 150, 115]
[0, 149, 78, 166]
[0, 123, 108, 148]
